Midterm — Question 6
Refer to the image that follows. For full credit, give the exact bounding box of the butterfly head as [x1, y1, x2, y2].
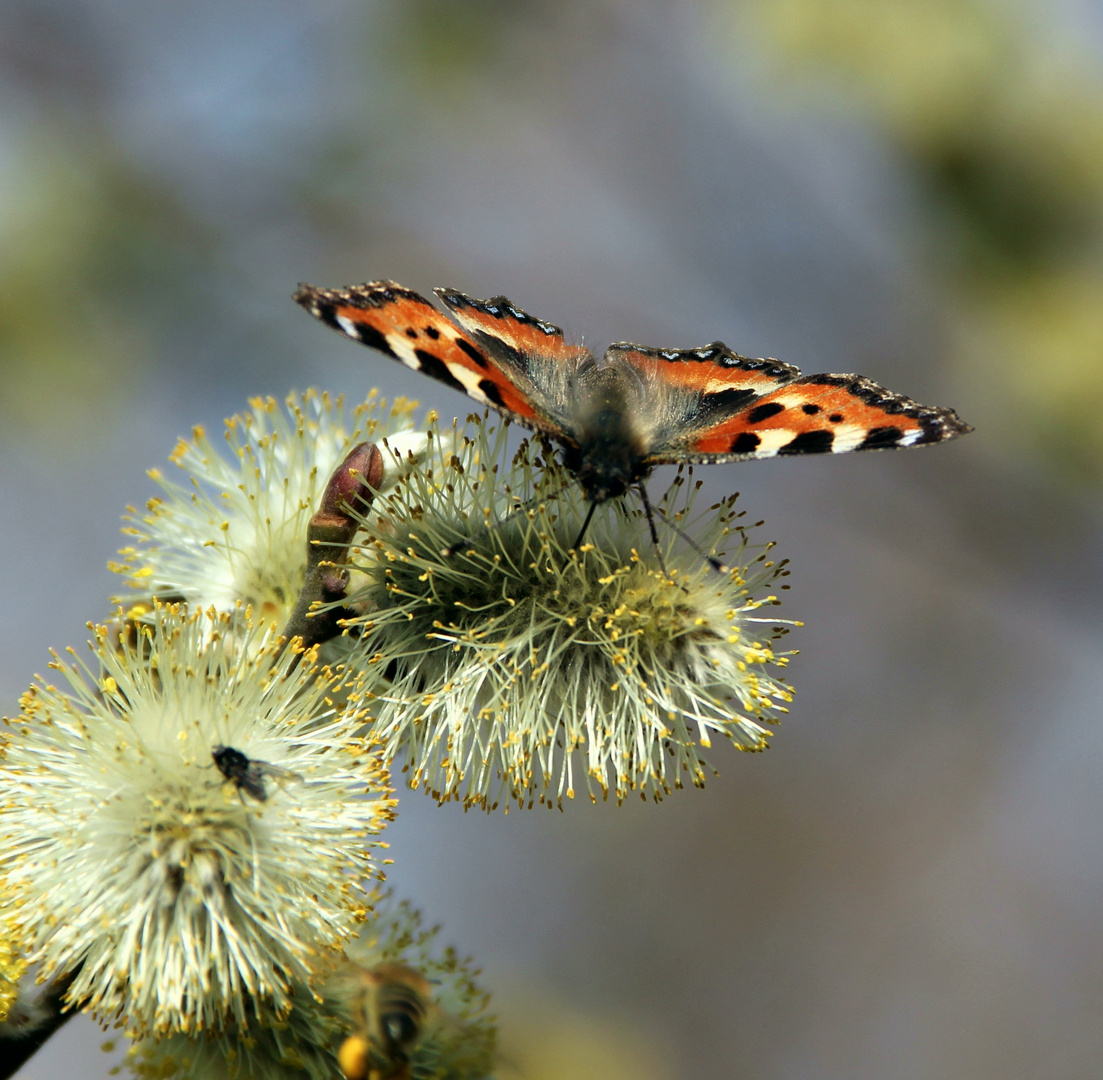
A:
[563, 407, 648, 504]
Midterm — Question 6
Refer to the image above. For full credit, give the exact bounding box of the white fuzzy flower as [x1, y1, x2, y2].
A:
[346, 415, 796, 810]
[112, 390, 424, 630]
[0, 606, 394, 1035]
[0, 892, 28, 1028]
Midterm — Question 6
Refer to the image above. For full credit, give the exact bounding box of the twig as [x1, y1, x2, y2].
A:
[0, 971, 78, 1080]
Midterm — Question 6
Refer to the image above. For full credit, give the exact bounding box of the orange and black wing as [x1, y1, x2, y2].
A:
[660, 372, 972, 461]
[293, 281, 577, 441]
[607, 343, 971, 462]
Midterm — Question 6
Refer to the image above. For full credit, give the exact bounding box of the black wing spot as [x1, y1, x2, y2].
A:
[455, 338, 490, 369]
[312, 302, 343, 333]
[354, 323, 398, 359]
[414, 349, 467, 394]
[474, 332, 528, 374]
[778, 430, 835, 455]
[747, 401, 785, 424]
[424, 326, 441, 340]
[405, 327, 418, 339]
[859, 426, 904, 450]
[698, 387, 757, 416]
[801, 403, 821, 415]
[730, 432, 761, 454]
[828, 412, 844, 423]
[478, 379, 505, 407]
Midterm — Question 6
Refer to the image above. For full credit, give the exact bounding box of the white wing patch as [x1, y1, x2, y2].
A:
[827, 425, 869, 454]
[744, 429, 799, 457]
[440, 361, 491, 402]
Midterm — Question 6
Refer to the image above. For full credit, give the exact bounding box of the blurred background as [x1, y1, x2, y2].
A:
[3, 1, 1103, 1077]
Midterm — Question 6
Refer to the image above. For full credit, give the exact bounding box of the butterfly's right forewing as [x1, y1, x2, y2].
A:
[293, 281, 555, 433]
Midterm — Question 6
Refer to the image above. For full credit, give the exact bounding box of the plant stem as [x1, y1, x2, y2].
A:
[0, 971, 77, 1080]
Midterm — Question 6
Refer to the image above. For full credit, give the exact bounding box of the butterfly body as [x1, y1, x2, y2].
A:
[554, 369, 643, 501]
[294, 281, 972, 505]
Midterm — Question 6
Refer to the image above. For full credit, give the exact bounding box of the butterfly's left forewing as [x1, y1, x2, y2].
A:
[644, 367, 973, 462]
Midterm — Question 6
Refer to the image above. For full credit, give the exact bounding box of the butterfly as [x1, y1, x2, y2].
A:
[293, 281, 972, 545]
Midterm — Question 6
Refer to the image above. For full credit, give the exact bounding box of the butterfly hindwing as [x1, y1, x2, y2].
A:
[435, 287, 590, 375]
[434, 286, 593, 442]
[293, 281, 560, 435]
[603, 342, 801, 454]
[606, 341, 799, 402]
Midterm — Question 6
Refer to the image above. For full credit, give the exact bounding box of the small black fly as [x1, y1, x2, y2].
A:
[212, 745, 302, 802]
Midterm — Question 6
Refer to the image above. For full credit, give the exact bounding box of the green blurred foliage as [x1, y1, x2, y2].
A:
[736, 0, 1103, 484]
[381, 0, 534, 86]
[0, 125, 214, 446]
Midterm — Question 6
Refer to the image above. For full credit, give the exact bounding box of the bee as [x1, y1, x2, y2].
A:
[337, 962, 433, 1080]
[211, 745, 302, 802]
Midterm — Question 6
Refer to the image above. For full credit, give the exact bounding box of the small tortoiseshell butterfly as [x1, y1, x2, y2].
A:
[294, 281, 971, 516]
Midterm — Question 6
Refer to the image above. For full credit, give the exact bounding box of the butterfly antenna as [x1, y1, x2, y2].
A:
[635, 484, 670, 578]
[640, 484, 728, 574]
[571, 500, 599, 553]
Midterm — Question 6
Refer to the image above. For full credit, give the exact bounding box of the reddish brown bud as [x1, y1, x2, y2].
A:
[320, 442, 385, 519]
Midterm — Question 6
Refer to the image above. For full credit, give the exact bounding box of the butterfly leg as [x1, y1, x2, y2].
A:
[655, 511, 729, 574]
[635, 484, 671, 578]
[571, 500, 599, 553]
